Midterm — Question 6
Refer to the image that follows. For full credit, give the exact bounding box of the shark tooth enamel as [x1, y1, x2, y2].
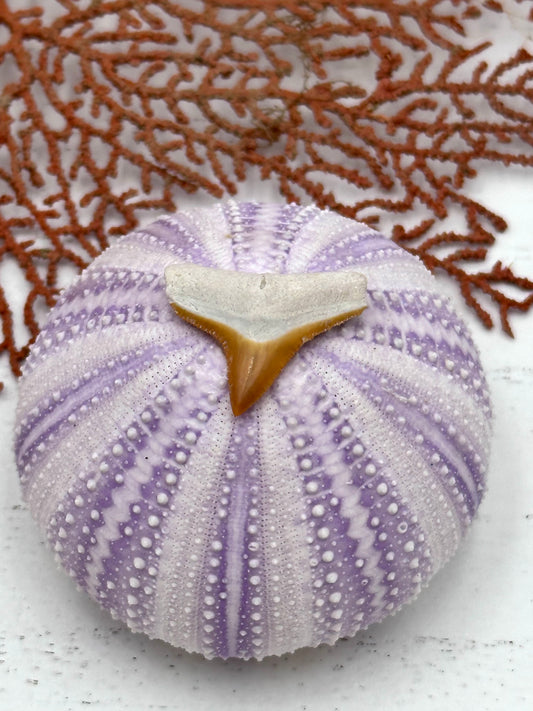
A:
[14, 201, 492, 661]
[164, 264, 367, 415]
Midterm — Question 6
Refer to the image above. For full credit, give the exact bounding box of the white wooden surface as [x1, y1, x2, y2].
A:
[1, 165, 532, 710]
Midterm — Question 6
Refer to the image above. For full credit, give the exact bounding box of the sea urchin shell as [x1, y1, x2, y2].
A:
[14, 201, 492, 660]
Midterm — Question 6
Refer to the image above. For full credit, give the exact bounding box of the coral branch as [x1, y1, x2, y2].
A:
[1, 0, 533, 381]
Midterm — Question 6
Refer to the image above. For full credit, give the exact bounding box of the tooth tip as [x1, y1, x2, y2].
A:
[227, 337, 278, 416]
[229, 397, 249, 417]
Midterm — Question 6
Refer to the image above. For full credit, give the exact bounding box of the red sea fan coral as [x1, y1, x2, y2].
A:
[1, 0, 533, 379]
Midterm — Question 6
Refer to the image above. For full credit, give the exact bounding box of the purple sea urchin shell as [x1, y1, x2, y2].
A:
[14, 201, 491, 660]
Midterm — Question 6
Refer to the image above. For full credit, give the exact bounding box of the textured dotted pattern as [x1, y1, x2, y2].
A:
[14, 201, 492, 660]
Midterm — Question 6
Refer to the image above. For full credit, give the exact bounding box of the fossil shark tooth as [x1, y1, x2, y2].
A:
[164, 264, 368, 415]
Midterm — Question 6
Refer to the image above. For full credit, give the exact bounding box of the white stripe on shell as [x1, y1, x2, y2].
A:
[324, 338, 490, 500]
[285, 209, 367, 271]
[160, 206, 236, 268]
[152, 404, 235, 655]
[254, 397, 315, 658]
[278, 379, 389, 638]
[17, 325, 193, 460]
[306, 351, 462, 572]
[25, 344, 206, 530]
